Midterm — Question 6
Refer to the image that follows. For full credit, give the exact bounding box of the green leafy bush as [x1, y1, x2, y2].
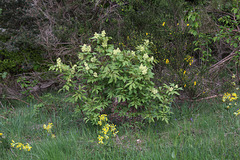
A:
[50, 31, 181, 124]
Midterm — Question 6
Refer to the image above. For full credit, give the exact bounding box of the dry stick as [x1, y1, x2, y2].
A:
[209, 50, 238, 74]
[193, 95, 221, 102]
[5, 97, 30, 105]
[10, 148, 17, 157]
[179, 94, 222, 102]
[0, 100, 4, 108]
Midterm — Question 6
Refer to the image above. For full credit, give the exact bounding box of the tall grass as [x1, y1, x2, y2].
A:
[1, 95, 240, 159]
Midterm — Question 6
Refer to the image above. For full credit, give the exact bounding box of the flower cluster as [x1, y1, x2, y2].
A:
[43, 123, 56, 138]
[81, 44, 91, 53]
[222, 92, 238, 109]
[234, 109, 240, 116]
[222, 92, 238, 102]
[139, 64, 148, 75]
[97, 114, 118, 144]
[184, 55, 193, 66]
[10, 140, 32, 151]
[165, 59, 169, 64]
[0, 132, 3, 143]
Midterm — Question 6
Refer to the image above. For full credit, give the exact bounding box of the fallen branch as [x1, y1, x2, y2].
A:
[209, 50, 238, 74]
[178, 94, 222, 102]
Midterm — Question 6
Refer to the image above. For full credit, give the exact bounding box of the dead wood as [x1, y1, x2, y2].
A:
[209, 50, 238, 74]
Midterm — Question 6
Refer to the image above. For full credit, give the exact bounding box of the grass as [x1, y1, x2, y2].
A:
[1, 94, 240, 160]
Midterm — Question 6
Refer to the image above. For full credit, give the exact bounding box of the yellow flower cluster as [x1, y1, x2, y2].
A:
[0, 133, 3, 143]
[11, 140, 32, 151]
[43, 123, 56, 138]
[97, 114, 119, 144]
[222, 92, 238, 102]
[98, 114, 108, 126]
[234, 109, 240, 116]
[184, 55, 193, 65]
[222, 92, 238, 109]
[165, 59, 169, 64]
[43, 123, 53, 132]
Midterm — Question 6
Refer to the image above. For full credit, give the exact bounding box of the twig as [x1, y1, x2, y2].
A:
[10, 148, 17, 157]
[209, 50, 238, 74]
[179, 94, 221, 102]
[4, 97, 30, 105]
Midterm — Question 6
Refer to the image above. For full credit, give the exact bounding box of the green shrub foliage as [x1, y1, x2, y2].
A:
[50, 31, 181, 124]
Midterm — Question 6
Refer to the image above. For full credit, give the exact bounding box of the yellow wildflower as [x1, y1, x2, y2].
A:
[0, 133, 3, 136]
[166, 59, 169, 64]
[98, 135, 104, 144]
[98, 121, 102, 126]
[234, 109, 240, 116]
[99, 114, 108, 121]
[184, 84, 186, 87]
[194, 81, 196, 86]
[146, 33, 148, 36]
[187, 24, 189, 26]
[43, 123, 53, 133]
[162, 22, 165, 26]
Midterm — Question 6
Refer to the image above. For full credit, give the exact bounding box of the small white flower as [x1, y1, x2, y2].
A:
[93, 72, 98, 77]
[139, 64, 148, 75]
[151, 88, 158, 94]
[93, 32, 100, 39]
[57, 58, 61, 66]
[102, 38, 108, 48]
[137, 45, 145, 52]
[84, 62, 90, 71]
[143, 53, 149, 60]
[148, 56, 154, 62]
[169, 87, 173, 92]
[85, 66, 90, 70]
[113, 48, 121, 55]
[131, 51, 136, 56]
[101, 30, 106, 37]
[91, 57, 97, 63]
[144, 39, 150, 46]
[71, 64, 77, 74]
[78, 54, 84, 60]
[82, 44, 91, 52]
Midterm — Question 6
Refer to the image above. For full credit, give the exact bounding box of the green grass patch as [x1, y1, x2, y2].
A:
[1, 96, 240, 159]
